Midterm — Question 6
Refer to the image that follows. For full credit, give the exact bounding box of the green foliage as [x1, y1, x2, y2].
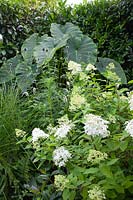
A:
[1, 0, 132, 79]
[0, 23, 98, 91]
[96, 57, 127, 84]
[0, 86, 31, 199]
[16, 61, 133, 199]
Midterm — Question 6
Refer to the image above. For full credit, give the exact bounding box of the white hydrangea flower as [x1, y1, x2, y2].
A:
[32, 128, 49, 142]
[84, 114, 110, 138]
[86, 64, 96, 71]
[53, 146, 72, 167]
[54, 115, 74, 139]
[68, 61, 82, 75]
[0, 34, 3, 43]
[128, 92, 133, 111]
[88, 186, 106, 200]
[54, 175, 69, 191]
[15, 129, 26, 137]
[69, 93, 86, 111]
[87, 149, 108, 164]
[55, 124, 71, 139]
[125, 119, 133, 137]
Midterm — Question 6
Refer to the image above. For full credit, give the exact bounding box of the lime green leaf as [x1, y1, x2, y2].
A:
[100, 165, 113, 178]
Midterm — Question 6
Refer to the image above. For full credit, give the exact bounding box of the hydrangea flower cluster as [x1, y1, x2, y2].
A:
[128, 92, 133, 111]
[54, 115, 74, 139]
[125, 119, 133, 137]
[88, 186, 106, 200]
[69, 86, 86, 111]
[87, 149, 108, 164]
[15, 129, 26, 138]
[32, 128, 49, 143]
[69, 93, 86, 111]
[54, 175, 69, 191]
[86, 64, 96, 71]
[68, 61, 82, 75]
[53, 146, 71, 167]
[84, 114, 110, 138]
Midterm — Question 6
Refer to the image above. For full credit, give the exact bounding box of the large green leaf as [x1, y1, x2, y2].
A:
[21, 33, 39, 64]
[50, 22, 83, 41]
[15, 62, 36, 91]
[96, 57, 127, 84]
[34, 35, 68, 66]
[64, 35, 97, 64]
[0, 55, 22, 83]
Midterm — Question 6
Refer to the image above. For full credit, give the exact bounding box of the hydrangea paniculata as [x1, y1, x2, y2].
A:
[87, 149, 108, 164]
[68, 61, 82, 75]
[88, 186, 106, 200]
[128, 92, 133, 111]
[125, 119, 133, 137]
[86, 64, 96, 71]
[54, 115, 74, 139]
[84, 114, 110, 138]
[69, 89, 86, 111]
[54, 175, 69, 191]
[53, 146, 71, 167]
[32, 128, 49, 142]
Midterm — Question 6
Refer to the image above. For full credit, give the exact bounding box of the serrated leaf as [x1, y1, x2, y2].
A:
[100, 165, 113, 178]
[0, 55, 22, 83]
[83, 167, 99, 174]
[64, 35, 97, 64]
[107, 158, 119, 166]
[96, 57, 127, 84]
[21, 33, 39, 64]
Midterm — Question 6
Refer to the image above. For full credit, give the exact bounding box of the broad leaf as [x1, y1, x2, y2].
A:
[15, 62, 36, 91]
[50, 22, 83, 41]
[96, 57, 127, 84]
[64, 35, 97, 64]
[0, 55, 22, 83]
[34, 35, 68, 66]
[21, 33, 39, 64]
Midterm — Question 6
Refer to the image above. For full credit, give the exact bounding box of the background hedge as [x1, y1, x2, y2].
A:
[0, 0, 132, 80]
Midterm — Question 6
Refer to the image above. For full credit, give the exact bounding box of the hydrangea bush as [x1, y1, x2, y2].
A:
[17, 61, 133, 199]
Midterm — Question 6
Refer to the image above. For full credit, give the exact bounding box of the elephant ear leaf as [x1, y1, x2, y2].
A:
[50, 22, 83, 41]
[0, 55, 22, 83]
[96, 57, 127, 84]
[34, 35, 68, 66]
[64, 35, 97, 65]
[15, 62, 36, 91]
[21, 33, 39, 64]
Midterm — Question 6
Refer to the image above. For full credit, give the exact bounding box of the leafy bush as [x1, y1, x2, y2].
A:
[0, 22, 127, 92]
[17, 61, 133, 199]
[1, 0, 132, 79]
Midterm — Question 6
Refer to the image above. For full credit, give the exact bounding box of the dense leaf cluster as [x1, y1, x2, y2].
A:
[0, 0, 132, 79]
